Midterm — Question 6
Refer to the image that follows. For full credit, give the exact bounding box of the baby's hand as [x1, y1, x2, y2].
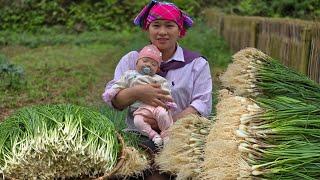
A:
[166, 101, 178, 110]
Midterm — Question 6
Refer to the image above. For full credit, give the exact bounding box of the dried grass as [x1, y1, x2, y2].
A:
[200, 89, 253, 180]
[155, 115, 211, 180]
[114, 146, 150, 178]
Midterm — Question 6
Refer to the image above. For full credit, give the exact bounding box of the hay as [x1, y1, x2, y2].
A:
[200, 140, 239, 180]
[155, 115, 211, 180]
[114, 146, 150, 178]
[200, 89, 253, 180]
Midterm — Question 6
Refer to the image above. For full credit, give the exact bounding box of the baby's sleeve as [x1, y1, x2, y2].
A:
[102, 51, 138, 108]
[102, 70, 130, 108]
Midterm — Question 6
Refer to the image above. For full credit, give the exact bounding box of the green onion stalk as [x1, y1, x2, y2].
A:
[236, 96, 320, 179]
[220, 48, 320, 104]
[219, 48, 320, 179]
[0, 104, 120, 179]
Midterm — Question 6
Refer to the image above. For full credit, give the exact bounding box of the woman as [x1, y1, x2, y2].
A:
[103, 0, 212, 179]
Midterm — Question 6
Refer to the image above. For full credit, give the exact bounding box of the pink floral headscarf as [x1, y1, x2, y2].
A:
[134, 0, 193, 37]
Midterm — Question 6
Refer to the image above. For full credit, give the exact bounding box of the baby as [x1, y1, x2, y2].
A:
[107, 44, 176, 146]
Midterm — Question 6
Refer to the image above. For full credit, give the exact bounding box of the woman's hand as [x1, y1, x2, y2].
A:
[134, 83, 173, 108]
[172, 106, 200, 122]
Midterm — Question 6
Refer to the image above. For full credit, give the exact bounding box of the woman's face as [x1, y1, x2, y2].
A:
[148, 20, 180, 52]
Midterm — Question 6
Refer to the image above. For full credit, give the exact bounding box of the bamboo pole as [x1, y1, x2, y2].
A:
[308, 22, 320, 83]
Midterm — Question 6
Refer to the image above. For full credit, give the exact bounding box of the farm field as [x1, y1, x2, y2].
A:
[0, 24, 232, 121]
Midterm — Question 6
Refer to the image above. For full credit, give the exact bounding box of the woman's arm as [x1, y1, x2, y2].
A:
[189, 59, 212, 117]
[172, 106, 199, 122]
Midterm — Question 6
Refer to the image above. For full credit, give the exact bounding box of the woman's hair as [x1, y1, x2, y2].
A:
[133, 0, 193, 37]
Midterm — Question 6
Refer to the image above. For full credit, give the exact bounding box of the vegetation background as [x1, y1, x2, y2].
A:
[0, 0, 319, 32]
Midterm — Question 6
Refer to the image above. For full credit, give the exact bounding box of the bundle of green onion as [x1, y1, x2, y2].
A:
[0, 104, 120, 179]
[237, 96, 320, 179]
[219, 48, 320, 179]
[220, 48, 320, 103]
[155, 115, 211, 180]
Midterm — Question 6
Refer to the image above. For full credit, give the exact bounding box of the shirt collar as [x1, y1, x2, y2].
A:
[166, 44, 184, 63]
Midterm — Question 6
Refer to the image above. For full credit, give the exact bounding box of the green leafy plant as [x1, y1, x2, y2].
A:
[0, 104, 120, 178]
[0, 54, 25, 90]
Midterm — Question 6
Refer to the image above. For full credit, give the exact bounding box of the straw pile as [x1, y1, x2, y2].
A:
[200, 89, 256, 179]
[155, 115, 211, 180]
[113, 146, 150, 178]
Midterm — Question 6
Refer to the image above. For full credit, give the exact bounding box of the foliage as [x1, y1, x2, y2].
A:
[0, 54, 25, 90]
[214, 0, 320, 20]
[98, 106, 140, 148]
[0, 0, 210, 32]
[1, 0, 318, 32]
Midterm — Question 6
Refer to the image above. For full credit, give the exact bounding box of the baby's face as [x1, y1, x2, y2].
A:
[136, 57, 159, 76]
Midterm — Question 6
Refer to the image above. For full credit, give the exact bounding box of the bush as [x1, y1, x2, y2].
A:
[0, 0, 209, 32]
[215, 0, 320, 20]
[0, 54, 26, 90]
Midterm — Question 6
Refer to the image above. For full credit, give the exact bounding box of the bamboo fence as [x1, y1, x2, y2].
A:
[256, 18, 312, 74]
[204, 9, 320, 83]
[222, 15, 262, 52]
[203, 9, 224, 35]
[308, 22, 320, 83]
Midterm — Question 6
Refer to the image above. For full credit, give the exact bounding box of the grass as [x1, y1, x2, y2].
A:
[0, 22, 232, 123]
